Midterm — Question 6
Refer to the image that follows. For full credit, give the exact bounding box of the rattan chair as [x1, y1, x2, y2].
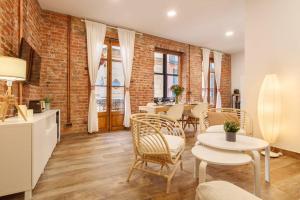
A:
[183, 103, 208, 131]
[198, 108, 252, 136]
[165, 104, 184, 121]
[128, 113, 186, 193]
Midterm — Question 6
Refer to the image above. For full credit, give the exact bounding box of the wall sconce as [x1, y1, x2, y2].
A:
[257, 74, 282, 157]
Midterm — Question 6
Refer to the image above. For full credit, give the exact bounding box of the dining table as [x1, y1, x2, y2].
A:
[138, 103, 197, 114]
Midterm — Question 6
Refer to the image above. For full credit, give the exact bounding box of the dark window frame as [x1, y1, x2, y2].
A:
[154, 51, 181, 100]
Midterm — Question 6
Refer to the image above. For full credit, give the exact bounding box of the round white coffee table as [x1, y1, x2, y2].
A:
[196, 133, 270, 182]
[192, 145, 261, 196]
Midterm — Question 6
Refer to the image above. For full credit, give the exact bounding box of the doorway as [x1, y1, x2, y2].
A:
[95, 39, 125, 132]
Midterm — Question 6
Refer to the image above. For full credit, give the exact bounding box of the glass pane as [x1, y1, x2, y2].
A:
[210, 88, 214, 105]
[96, 61, 107, 86]
[167, 54, 179, 74]
[167, 75, 178, 97]
[95, 86, 107, 112]
[112, 87, 124, 112]
[154, 74, 164, 98]
[112, 46, 122, 61]
[102, 44, 108, 59]
[112, 47, 124, 112]
[210, 73, 215, 89]
[210, 62, 215, 72]
[112, 61, 124, 86]
[95, 60, 107, 112]
[154, 52, 163, 73]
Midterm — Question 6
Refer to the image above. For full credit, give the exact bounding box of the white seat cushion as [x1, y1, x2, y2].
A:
[206, 125, 246, 135]
[140, 134, 184, 158]
[164, 135, 184, 157]
[196, 181, 261, 200]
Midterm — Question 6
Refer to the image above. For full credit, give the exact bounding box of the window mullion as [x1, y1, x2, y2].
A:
[163, 54, 167, 99]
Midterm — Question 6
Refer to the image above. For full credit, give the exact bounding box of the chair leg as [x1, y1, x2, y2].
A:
[180, 157, 183, 170]
[166, 178, 171, 193]
[127, 160, 138, 182]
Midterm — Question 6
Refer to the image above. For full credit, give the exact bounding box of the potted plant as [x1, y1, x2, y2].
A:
[44, 97, 52, 110]
[224, 121, 240, 142]
[170, 85, 184, 104]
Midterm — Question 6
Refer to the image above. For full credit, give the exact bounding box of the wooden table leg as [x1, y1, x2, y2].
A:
[194, 158, 200, 179]
[251, 150, 261, 197]
[24, 190, 32, 200]
[199, 161, 207, 184]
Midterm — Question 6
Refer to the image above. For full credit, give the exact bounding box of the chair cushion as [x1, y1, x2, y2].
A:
[164, 135, 184, 157]
[206, 125, 246, 135]
[207, 112, 239, 126]
[140, 133, 184, 158]
[196, 181, 261, 200]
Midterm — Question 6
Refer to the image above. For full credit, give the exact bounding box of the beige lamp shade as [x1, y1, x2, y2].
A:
[257, 74, 281, 144]
[0, 56, 26, 81]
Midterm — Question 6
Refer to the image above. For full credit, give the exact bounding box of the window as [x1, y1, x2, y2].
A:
[154, 51, 180, 100]
[202, 58, 217, 106]
[95, 42, 125, 112]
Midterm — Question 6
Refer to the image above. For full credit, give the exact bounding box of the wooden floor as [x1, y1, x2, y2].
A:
[2, 130, 300, 200]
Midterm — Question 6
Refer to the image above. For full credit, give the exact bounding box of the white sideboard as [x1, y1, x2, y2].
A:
[0, 110, 60, 200]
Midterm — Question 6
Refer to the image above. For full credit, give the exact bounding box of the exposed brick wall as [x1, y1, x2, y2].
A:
[22, 0, 43, 103]
[0, 0, 232, 134]
[0, 0, 19, 96]
[221, 54, 231, 107]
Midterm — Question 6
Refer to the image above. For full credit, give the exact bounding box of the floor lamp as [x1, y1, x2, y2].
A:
[0, 56, 27, 122]
[257, 74, 282, 158]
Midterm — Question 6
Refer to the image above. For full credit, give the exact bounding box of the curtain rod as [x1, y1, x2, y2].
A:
[80, 18, 143, 36]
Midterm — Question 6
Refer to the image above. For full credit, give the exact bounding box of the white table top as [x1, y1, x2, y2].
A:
[197, 133, 269, 151]
[192, 145, 252, 165]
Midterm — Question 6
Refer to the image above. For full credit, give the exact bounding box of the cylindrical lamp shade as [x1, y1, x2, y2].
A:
[0, 56, 26, 81]
[257, 74, 281, 144]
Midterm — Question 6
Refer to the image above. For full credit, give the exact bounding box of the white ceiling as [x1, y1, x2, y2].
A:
[38, 0, 245, 54]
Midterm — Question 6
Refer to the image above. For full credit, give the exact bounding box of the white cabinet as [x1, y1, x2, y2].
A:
[0, 110, 60, 199]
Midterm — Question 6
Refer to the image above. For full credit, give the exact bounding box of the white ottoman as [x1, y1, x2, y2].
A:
[196, 181, 262, 200]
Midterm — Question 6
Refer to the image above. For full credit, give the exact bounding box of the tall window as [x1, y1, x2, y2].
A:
[202, 58, 217, 105]
[95, 42, 125, 112]
[154, 51, 180, 100]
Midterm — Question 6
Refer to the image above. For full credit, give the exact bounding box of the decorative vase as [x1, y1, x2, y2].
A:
[45, 103, 51, 110]
[175, 96, 179, 104]
[226, 132, 236, 142]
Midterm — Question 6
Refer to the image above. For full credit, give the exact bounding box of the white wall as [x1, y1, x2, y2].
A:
[245, 0, 300, 153]
[231, 51, 245, 108]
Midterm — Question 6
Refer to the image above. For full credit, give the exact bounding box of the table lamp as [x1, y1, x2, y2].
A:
[0, 56, 27, 122]
[257, 74, 282, 157]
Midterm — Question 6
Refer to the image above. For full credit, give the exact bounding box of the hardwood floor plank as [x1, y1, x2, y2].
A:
[1, 130, 300, 200]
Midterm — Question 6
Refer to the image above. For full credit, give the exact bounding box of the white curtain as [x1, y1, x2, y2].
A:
[214, 51, 223, 108]
[118, 28, 135, 127]
[202, 48, 210, 103]
[85, 20, 106, 133]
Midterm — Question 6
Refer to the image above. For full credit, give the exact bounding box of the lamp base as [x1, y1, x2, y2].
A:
[0, 82, 27, 122]
[261, 150, 283, 158]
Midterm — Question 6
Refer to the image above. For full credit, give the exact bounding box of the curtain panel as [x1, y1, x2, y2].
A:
[202, 48, 210, 103]
[85, 20, 106, 133]
[117, 28, 136, 127]
[214, 51, 223, 108]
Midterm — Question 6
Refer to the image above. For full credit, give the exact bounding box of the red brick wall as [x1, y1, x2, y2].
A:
[0, 0, 19, 96]
[0, 0, 232, 134]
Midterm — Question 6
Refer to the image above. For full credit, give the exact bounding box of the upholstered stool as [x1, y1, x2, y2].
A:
[195, 181, 262, 200]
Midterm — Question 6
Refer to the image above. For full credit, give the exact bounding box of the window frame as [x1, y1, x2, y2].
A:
[206, 58, 217, 106]
[154, 49, 182, 100]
